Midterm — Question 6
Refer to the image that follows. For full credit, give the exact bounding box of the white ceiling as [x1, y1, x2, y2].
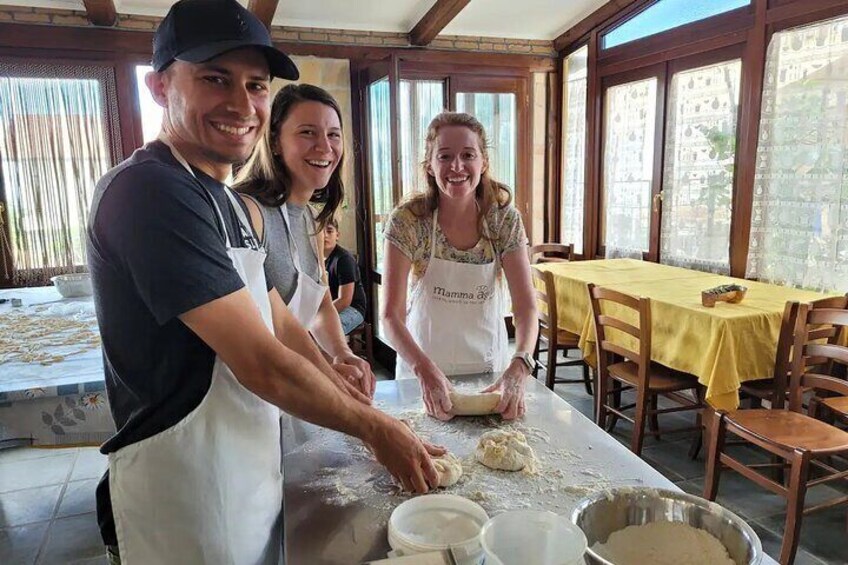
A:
[0, 0, 608, 40]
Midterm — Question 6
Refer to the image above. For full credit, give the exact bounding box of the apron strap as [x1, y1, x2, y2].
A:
[280, 205, 320, 276]
[429, 209, 439, 261]
[159, 137, 232, 249]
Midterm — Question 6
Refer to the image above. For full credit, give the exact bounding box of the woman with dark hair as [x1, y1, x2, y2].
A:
[382, 112, 538, 421]
[234, 83, 374, 397]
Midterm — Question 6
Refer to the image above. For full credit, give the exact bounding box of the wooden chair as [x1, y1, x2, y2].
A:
[348, 321, 374, 366]
[740, 295, 848, 409]
[532, 268, 592, 394]
[704, 301, 848, 565]
[529, 243, 574, 264]
[588, 283, 705, 456]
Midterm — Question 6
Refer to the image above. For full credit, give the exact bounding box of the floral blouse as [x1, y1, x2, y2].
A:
[383, 200, 527, 282]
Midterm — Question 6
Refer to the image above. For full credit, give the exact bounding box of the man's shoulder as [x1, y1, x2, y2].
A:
[335, 245, 356, 262]
[93, 146, 205, 216]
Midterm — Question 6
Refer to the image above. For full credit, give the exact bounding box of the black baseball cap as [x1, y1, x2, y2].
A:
[152, 0, 299, 80]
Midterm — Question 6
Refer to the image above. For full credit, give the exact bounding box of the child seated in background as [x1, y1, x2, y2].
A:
[323, 218, 367, 334]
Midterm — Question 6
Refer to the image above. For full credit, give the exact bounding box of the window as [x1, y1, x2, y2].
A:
[602, 77, 657, 257]
[660, 59, 741, 273]
[747, 14, 848, 291]
[561, 46, 588, 254]
[456, 92, 517, 190]
[603, 0, 750, 49]
[135, 65, 162, 144]
[0, 63, 120, 286]
[366, 77, 393, 274]
[399, 79, 443, 196]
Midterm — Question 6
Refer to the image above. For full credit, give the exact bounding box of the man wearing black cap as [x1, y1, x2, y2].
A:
[87, 1, 442, 563]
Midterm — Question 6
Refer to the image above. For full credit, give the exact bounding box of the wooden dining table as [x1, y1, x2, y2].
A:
[532, 259, 837, 410]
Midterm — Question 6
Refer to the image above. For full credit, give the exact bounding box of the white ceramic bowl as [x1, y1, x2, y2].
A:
[51, 273, 93, 298]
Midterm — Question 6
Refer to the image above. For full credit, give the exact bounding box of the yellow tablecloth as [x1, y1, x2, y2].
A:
[533, 259, 836, 410]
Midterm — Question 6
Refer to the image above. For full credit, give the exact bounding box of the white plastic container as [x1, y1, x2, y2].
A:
[388, 494, 489, 565]
[51, 273, 93, 298]
[480, 510, 587, 565]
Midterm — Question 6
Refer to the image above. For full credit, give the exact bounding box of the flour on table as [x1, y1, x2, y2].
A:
[290, 403, 646, 518]
[592, 521, 735, 565]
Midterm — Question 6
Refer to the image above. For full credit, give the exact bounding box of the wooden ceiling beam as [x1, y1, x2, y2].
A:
[82, 0, 117, 27]
[248, 0, 280, 30]
[553, 0, 644, 53]
[409, 0, 472, 46]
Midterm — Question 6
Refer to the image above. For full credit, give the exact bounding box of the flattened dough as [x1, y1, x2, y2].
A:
[433, 452, 463, 487]
[475, 430, 536, 472]
[449, 391, 501, 416]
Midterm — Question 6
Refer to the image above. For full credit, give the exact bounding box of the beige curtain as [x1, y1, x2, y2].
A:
[0, 70, 115, 286]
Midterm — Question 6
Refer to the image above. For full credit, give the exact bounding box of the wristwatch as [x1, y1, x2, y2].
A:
[512, 351, 536, 372]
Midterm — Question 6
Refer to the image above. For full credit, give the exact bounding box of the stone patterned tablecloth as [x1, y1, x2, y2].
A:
[0, 287, 113, 447]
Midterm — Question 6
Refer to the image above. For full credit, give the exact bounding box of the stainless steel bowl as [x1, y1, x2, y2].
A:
[571, 487, 762, 565]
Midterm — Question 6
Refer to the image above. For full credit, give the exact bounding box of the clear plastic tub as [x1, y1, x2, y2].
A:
[480, 510, 587, 565]
[388, 494, 489, 565]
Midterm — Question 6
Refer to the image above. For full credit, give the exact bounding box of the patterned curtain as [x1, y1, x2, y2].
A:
[746, 15, 848, 291]
[0, 63, 119, 286]
[603, 78, 657, 259]
[660, 59, 741, 274]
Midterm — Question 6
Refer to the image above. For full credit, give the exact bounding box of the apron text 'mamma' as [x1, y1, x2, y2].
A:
[396, 210, 508, 379]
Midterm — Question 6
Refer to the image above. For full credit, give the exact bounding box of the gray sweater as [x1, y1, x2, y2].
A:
[261, 202, 322, 304]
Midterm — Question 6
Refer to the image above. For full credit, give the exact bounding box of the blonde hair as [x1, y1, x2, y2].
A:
[405, 111, 511, 240]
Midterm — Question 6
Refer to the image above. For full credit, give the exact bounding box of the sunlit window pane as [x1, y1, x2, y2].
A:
[660, 59, 741, 274]
[367, 78, 392, 273]
[603, 0, 750, 49]
[561, 46, 588, 255]
[456, 92, 517, 192]
[400, 80, 444, 196]
[134, 65, 162, 144]
[602, 78, 657, 257]
[747, 14, 848, 291]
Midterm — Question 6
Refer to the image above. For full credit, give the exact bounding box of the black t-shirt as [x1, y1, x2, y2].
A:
[325, 245, 367, 316]
[87, 140, 261, 545]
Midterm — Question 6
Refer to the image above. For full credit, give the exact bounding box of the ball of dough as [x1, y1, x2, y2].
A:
[433, 452, 463, 487]
[449, 391, 501, 416]
[475, 430, 536, 472]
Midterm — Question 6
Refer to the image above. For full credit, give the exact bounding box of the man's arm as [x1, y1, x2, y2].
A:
[332, 283, 355, 312]
[267, 287, 368, 403]
[179, 288, 440, 491]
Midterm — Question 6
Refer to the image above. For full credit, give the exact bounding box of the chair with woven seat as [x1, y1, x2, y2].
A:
[531, 268, 592, 394]
[704, 301, 848, 565]
[588, 283, 705, 456]
[529, 243, 574, 265]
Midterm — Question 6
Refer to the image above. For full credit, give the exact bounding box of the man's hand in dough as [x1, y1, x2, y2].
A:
[333, 353, 376, 399]
[483, 359, 529, 420]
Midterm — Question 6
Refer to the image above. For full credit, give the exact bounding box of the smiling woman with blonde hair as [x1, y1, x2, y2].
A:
[381, 111, 538, 421]
[233, 83, 375, 398]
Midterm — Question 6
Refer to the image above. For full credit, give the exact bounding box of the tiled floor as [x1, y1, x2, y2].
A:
[2, 364, 846, 564]
[0, 446, 107, 565]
